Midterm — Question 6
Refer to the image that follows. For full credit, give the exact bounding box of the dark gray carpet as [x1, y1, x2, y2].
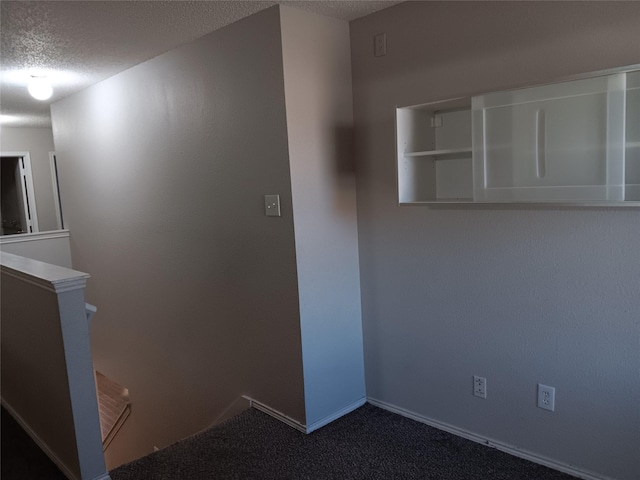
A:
[1, 407, 67, 480]
[111, 403, 575, 479]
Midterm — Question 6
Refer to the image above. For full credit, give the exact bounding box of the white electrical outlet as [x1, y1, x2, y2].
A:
[473, 375, 487, 399]
[537, 384, 555, 412]
[374, 33, 387, 57]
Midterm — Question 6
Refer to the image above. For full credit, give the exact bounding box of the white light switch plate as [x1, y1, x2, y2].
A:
[264, 194, 281, 217]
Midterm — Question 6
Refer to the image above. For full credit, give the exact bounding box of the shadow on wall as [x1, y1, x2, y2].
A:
[331, 125, 359, 217]
[333, 126, 356, 175]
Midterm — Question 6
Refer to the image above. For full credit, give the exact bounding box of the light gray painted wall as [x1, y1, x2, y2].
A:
[350, 3, 640, 479]
[51, 6, 305, 467]
[0, 127, 59, 232]
[280, 6, 365, 428]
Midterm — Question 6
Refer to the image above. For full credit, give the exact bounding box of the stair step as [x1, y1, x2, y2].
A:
[95, 371, 130, 450]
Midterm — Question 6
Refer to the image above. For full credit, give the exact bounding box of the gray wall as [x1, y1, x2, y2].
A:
[280, 6, 365, 428]
[51, 6, 305, 467]
[350, 3, 640, 480]
[0, 127, 59, 232]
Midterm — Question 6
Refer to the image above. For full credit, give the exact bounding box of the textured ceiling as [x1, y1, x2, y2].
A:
[0, 0, 402, 128]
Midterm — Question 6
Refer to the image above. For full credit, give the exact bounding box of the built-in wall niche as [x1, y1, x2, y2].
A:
[397, 98, 472, 203]
[396, 65, 640, 205]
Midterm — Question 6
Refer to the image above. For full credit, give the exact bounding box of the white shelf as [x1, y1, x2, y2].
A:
[411, 198, 474, 204]
[404, 148, 472, 158]
[396, 101, 472, 203]
[396, 66, 640, 206]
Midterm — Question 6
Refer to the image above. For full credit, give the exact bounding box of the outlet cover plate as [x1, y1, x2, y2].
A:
[264, 194, 281, 217]
[537, 384, 555, 412]
[374, 33, 387, 57]
[473, 375, 487, 399]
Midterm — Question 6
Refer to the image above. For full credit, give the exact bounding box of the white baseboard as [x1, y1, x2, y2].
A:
[306, 397, 367, 433]
[367, 397, 614, 480]
[243, 396, 307, 433]
[1, 398, 79, 480]
[244, 396, 368, 435]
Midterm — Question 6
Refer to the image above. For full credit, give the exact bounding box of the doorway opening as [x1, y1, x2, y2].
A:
[1, 154, 39, 235]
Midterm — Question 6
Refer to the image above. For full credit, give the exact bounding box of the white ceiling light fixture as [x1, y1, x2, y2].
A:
[28, 75, 53, 101]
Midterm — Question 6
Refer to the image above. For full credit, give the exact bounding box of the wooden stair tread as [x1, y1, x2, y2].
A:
[95, 371, 130, 448]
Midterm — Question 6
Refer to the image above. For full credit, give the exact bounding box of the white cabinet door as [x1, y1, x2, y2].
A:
[473, 73, 626, 202]
[626, 71, 640, 201]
